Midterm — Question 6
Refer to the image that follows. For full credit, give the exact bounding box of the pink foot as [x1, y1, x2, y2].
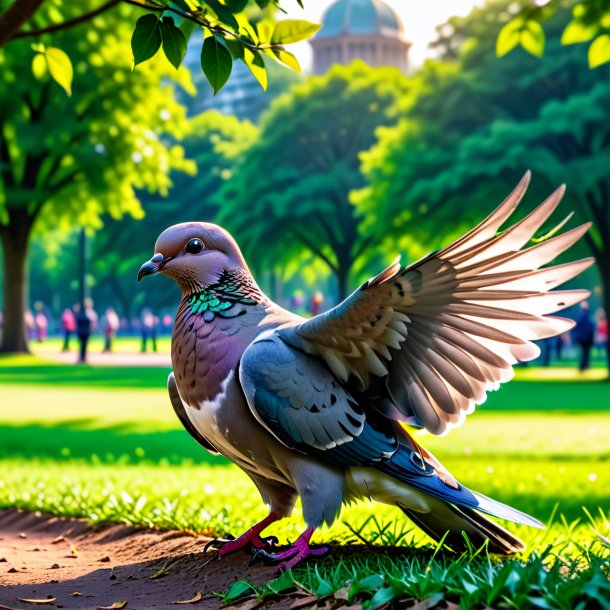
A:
[204, 513, 280, 558]
[249, 527, 329, 572]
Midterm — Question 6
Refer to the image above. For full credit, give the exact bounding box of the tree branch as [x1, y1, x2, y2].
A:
[290, 227, 339, 273]
[12, 0, 121, 39]
[352, 235, 374, 261]
[122, 0, 281, 52]
[0, 0, 45, 47]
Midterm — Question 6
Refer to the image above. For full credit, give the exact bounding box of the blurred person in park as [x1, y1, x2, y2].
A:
[33, 302, 48, 343]
[24, 309, 35, 340]
[573, 302, 596, 372]
[140, 308, 158, 353]
[75, 298, 97, 364]
[60, 307, 76, 352]
[311, 291, 324, 317]
[595, 308, 607, 360]
[102, 306, 120, 353]
[162, 313, 173, 333]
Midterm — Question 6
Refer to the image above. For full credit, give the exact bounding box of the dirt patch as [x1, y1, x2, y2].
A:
[0, 509, 305, 610]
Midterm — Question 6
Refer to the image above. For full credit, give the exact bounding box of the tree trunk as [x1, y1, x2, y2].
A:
[0, 221, 32, 353]
[335, 265, 350, 303]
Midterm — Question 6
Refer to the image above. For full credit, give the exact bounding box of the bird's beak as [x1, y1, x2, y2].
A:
[137, 253, 172, 282]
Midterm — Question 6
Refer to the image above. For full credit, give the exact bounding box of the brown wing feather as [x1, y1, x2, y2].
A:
[280, 173, 592, 435]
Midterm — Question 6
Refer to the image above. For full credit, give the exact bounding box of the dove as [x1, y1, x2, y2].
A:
[137, 172, 592, 571]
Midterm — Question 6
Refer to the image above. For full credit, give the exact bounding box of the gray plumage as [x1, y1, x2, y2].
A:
[138, 174, 592, 565]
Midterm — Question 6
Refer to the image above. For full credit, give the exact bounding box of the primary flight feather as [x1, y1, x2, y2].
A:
[138, 172, 592, 571]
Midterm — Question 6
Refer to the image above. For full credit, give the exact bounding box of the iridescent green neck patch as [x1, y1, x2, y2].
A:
[187, 271, 263, 322]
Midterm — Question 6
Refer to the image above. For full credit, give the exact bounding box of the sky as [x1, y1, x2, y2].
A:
[282, 0, 485, 70]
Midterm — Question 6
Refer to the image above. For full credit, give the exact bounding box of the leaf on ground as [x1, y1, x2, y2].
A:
[16, 599, 57, 605]
[72, 592, 82, 596]
[51, 535, 65, 544]
[150, 567, 170, 580]
[173, 591, 202, 604]
[96, 603, 127, 610]
[224, 580, 256, 601]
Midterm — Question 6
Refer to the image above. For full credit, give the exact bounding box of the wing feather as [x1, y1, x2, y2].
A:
[279, 175, 591, 434]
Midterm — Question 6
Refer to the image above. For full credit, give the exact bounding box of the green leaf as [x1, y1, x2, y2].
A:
[131, 14, 162, 67]
[520, 20, 545, 58]
[273, 49, 300, 72]
[589, 34, 610, 68]
[224, 580, 255, 601]
[224, 0, 248, 12]
[31, 52, 47, 80]
[224, 38, 245, 60]
[271, 19, 321, 44]
[160, 16, 187, 69]
[45, 47, 73, 96]
[561, 19, 598, 45]
[201, 34, 232, 94]
[179, 19, 196, 44]
[262, 47, 301, 72]
[205, 0, 239, 30]
[496, 17, 523, 57]
[243, 48, 267, 90]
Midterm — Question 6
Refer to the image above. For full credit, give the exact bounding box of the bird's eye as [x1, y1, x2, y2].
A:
[184, 238, 204, 254]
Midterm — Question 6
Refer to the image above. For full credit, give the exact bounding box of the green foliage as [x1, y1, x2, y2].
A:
[125, 1, 316, 92]
[219, 62, 409, 299]
[0, 1, 316, 95]
[0, 3, 193, 234]
[131, 13, 163, 66]
[359, 2, 608, 297]
[498, 0, 610, 67]
[497, 16, 545, 58]
[270, 19, 320, 44]
[200, 34, 233, 93]
[31, 44, 74, 96]
[159, 16, 187, 69]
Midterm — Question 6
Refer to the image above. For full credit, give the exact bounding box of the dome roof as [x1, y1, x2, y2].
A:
[316, 0, 403, 40]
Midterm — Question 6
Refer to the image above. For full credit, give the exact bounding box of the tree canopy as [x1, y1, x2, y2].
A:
[357, 1, 610, 366]
[0, 3, 194, 351]
[219, 61, 409, 300]
[0, 0, 318, 94]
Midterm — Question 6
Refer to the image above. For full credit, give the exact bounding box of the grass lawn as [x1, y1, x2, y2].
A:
[1, 354, 609, 607]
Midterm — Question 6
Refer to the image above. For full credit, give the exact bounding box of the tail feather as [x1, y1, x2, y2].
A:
[471, 490, 545, 529]
[400, 500, 526, 555]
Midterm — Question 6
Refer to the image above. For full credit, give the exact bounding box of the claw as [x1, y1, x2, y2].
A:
[248, 546, 299, 567]
[203, 537, 235, 554]
[247, 528, 330, 572]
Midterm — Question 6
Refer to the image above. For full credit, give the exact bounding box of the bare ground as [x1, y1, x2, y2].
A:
[0, 509, 322, 610]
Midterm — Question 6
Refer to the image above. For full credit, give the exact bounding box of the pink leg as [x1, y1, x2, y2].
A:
[249, 527, 329, 572]
[204, 512, 280, 557]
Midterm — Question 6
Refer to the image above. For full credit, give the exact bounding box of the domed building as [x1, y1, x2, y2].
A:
[310, 0, 410, 74]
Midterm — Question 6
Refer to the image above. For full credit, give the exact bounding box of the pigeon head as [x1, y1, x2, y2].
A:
[137, 222, 248, 293]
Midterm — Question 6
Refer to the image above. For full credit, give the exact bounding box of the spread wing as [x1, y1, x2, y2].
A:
[167, 372, 219, 454]
[280, 173, 593, 435]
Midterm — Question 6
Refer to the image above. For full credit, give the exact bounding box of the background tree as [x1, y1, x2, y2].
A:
[86, 110, 257, 319]
[357, 2, 610, 369]
[0, 3, 193, 353]
[220, 61, 409, 301]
